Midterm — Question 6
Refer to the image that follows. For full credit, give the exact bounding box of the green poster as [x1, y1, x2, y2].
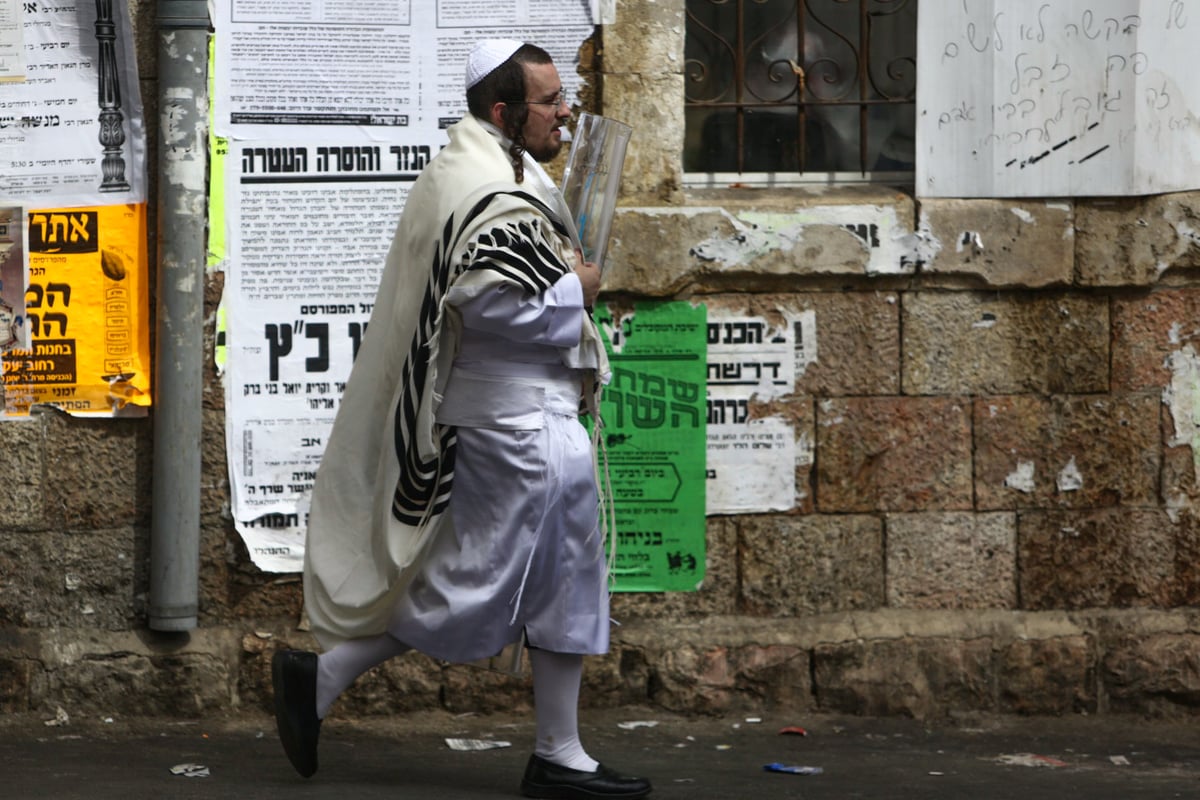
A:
[596, 301, 707, 592]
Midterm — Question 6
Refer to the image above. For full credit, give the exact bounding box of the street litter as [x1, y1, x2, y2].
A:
[995, 753, 1068, 768]
[778, 726, 807, 736]
[715, 744, 732, 750]
[763, 762, 823, 775]
[1109, 755, 1130, 766]
[44, 707, 69, 727]
[617, 720, 659, 730]
[745, 717, 762, 724]
[170, 763, 210, 777]
[445, 738, 512, 751]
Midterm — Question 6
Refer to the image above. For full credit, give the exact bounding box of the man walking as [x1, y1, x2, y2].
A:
[271, 40, 651, 800]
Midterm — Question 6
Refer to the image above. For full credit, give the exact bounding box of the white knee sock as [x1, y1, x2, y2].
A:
[315, 633, 411, 719]
[529, 648, 598, 772]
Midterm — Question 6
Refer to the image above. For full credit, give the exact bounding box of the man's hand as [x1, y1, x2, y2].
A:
[573, 250, 601, 308]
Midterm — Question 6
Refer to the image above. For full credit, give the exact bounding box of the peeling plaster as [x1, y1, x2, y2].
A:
[795, 430, 814, 466]
[1175, 221, 1200, 247]
[784, 308, 818, 379]
[901, 210, 943, 269]
[1056, 457, 1083, 492]
[691, 204, 918, 275]
[1163, 344, 1200, 481]
[818, 398, 843, 426]
[691, 212, 805, 265]
[1005, 461, 1036, 493]
[600, 306, 636, 355]
[955, 231, 985, 254]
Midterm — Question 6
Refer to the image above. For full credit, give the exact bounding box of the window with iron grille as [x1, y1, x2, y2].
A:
[685, 0, 918, 181]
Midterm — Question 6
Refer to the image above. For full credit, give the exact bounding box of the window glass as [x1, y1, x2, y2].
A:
[684, 0, 917, 179]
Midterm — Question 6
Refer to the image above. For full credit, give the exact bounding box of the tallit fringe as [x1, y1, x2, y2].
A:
[584, 380, 619, 592]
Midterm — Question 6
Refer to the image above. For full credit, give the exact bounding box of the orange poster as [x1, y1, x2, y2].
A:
[2, 203, 151, 416]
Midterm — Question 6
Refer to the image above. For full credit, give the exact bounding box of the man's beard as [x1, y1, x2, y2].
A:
[527, 137, 562, 163]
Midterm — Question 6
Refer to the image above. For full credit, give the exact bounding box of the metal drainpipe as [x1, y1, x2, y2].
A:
[148, 0, 210, 631]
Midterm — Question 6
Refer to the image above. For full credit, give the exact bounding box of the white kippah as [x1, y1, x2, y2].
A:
[465, 39, 524, 90]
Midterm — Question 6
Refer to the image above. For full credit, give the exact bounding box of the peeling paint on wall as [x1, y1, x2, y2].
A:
[1005, 461, 1036, 493]
[1164, 344, 1200, 481]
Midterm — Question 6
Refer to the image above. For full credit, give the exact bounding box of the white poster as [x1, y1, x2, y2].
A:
[917, 0, 1200, 197]
[217, 1, 598, 570]
[214, 1, 595, 139]
[0, 0, 25, 82]
[224, 138, 429, 571]
[0, 0, 145, 205]
[705, 312, 796, 514]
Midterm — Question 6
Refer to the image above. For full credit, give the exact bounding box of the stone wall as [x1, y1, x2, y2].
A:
[2, 0, 1200, 723]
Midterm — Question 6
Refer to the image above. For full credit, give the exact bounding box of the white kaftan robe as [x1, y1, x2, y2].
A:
[386, 274, 609, 661]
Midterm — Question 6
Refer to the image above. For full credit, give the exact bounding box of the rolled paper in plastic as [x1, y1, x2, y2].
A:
[560, 112, 632, 272]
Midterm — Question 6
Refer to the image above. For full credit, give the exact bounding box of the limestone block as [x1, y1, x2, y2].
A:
[919, 198, 1074, 287]
[1175, 512, 1200, 607]
[646, 642, 811, 714]
[38, 650, 233, 716]
[998, 636, 1095, 714]
[442, 663, 532, 715]
[605, 207, 721, 294]
[816, 396, 972, 512]
[975, 394, 1160, 510]
[903, 292, 1108, 395]
[885, 512, 1017, 610]
[330, 653, 444, 717]
[812, 637, 994, 717]
[599, 73, 684, 204]
[1102, 633, 1200, 714]
[1018, 509, 1187, 609]
[581, 644, 654, 707]
[1076, 192, 1200, 286]
[0, 528, 138, 630]
[42, 414, 150, 529]
[610, 517, 737, 619]
[1162, 442, 1200, 512]
[0, 656, 35, 712]
[702, 292, 900, 397]
[603, 0, 685, 75]
[0, 414, 46, 529]
[739, 514, 884, 615]
[604, 189, 914, 294]
[1112, 288, 1200, 391]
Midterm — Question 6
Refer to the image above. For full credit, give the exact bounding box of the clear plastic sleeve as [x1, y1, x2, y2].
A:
[559, 112, 632, 271]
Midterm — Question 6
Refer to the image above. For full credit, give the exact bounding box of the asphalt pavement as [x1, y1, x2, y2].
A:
[2, 706, 1198, 799]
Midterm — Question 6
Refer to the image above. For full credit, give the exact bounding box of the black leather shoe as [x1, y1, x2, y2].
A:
[272, 649, 321, 778]
[520, 754, 652, 799]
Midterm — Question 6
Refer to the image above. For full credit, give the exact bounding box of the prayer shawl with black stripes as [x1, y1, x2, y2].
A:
[302, 113, 608, 648]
